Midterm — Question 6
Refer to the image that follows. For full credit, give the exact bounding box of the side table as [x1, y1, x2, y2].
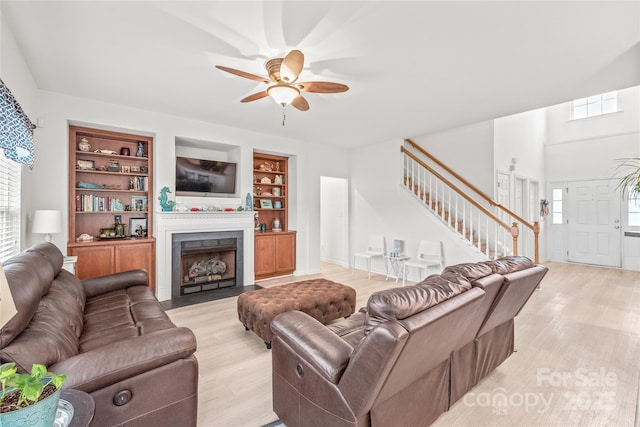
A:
[60, 389, 95, 427]
[384, 254, 410, 282]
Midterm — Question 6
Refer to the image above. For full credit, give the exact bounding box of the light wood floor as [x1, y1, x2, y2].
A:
[167, 262, 640, 427]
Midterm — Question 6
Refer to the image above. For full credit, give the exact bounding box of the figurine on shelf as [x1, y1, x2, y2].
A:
[275, 161, 280, 172]
[158, 186, 175, 212]
[136, 141, 145, 157]
[245, 193, 253, 211]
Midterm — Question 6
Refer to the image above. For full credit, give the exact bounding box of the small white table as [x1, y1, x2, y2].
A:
[63, 255, 78, 275]
[385, 254, 410, 282]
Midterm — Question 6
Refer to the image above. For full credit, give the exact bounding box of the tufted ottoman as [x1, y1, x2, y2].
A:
[237, 279, 357, 349]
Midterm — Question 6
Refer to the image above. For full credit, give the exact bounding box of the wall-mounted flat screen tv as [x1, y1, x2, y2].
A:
[175, 156, 237, 197]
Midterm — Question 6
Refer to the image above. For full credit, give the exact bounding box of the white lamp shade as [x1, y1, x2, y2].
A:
[32, 210, 62, 235]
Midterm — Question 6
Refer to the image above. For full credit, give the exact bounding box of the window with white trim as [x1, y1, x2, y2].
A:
[552, 188, 563, 225]
[628, 195, 640, 227]
[572, 91, 617, 119]
[0, 156, 20, 261]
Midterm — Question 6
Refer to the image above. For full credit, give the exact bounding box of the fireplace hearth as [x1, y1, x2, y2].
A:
[172, 230, 244, 299]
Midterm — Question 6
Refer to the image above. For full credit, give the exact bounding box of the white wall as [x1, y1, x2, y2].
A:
[349, 138, 486, 281]
[409, 120, 495, 196]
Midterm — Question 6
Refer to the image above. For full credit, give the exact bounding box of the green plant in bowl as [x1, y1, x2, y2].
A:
[0, 362, 66, 416]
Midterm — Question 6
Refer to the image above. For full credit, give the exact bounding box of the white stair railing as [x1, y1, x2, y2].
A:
[401, 147, 519, 260]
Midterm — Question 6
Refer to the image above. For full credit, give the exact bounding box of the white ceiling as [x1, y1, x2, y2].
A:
[2, 1, 639, 148]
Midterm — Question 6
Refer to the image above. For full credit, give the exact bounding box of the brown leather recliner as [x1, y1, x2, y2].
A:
[271, 275, 486, 427]
[0, 243, 198, 427]
[271, 256, 547, 426]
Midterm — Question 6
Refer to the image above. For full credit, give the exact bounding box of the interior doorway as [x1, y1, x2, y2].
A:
[320, 177, 349, 267]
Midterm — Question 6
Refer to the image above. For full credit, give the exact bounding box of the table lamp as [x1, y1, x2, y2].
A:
[32, 209, 62, 242]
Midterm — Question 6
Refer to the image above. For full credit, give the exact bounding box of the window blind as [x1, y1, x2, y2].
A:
[0, 155, 20, 261]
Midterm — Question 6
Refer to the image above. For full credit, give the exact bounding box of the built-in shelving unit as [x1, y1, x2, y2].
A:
[67, 125, 156, 290]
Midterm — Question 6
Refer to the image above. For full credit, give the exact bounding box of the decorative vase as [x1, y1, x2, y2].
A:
[0, 387, 61, 427]
[78, 138, 91, 152]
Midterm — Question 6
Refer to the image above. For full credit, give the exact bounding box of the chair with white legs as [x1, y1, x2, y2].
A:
[402, 240, 443, 285]
[353, 235, 385, 279]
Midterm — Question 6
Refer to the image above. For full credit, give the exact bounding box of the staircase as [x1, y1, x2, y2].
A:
[401, 139, 539, 262]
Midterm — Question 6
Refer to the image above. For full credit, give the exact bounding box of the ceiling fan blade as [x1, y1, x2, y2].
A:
[280, 50, 304, 83]
[291, 95, 309, 111]
[240, 91, 269, 103]
[215, 65, 269, 83]
[298, 81, 349, 93]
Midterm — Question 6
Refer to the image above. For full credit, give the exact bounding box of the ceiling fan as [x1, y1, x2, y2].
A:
[215, 50, 349, 112]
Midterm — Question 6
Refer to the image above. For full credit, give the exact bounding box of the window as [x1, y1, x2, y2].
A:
[629, 195, 640, 227]
[572, 91, 617, 119]
[0, 156, 20, 261]
[552, 188, 563, 225]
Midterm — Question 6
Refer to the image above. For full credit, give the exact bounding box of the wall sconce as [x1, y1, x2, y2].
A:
[32, 210, 62, 242]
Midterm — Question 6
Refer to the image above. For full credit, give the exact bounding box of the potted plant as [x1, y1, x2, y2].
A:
[614, 157, 640, 200]
[0, 362, 66, 426]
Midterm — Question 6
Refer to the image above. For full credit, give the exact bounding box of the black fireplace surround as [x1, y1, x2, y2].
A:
[171, 230, 244, 299]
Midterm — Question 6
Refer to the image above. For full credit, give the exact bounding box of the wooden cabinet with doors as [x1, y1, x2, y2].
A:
[67, 125, 156, 292]
[254, 231, 296, 280]
[253, 152, 296, 279]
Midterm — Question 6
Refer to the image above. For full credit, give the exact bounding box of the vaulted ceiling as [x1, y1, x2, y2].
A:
[2, 1, 639, 148]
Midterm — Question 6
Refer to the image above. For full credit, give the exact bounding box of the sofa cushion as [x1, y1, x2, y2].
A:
[365, 276, 470, 334]
[0, 251, 55, 347]
[440, 262, 493, 286]
[0, 279, 81, 371]
[482, 256, 535, 274]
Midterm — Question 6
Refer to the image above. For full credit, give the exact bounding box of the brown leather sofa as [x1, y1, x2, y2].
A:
[270, 256, 547, 427]
[0, 243, 198, 427]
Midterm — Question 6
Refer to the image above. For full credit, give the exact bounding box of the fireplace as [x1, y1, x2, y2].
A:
[171, 230, 244, 299]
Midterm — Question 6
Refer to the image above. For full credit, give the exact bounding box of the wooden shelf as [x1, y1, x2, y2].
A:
[68, 125, 155, 291]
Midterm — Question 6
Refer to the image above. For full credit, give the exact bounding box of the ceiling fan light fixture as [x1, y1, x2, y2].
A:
[267, 84, 300, 107]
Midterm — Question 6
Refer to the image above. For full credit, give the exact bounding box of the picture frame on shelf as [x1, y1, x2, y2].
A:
[260, 199, 273, 209]
[129, 217, 147, 237]
[131, 196, 147, 212]
[130, 165, 141, 173]
[121, 165, 130, 173]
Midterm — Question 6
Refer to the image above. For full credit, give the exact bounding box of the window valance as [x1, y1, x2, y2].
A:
[0, 78, 35, 167]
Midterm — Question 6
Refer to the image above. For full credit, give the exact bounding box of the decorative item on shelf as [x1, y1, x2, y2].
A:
[76, 233, 94, 242]
[114, 223, 126, 237]
[245, 193, 253, 211]
[260, 199, 273, 209]
[274, 200, 282, 209]
[237, 206, 244, 211]
[77, 181, 105, 189]
[274, 174, 283, 184]
[129, 217, 147, 237]
[120, 147, 130, 156]
[140, 165, 148, 173]
[259, 162, 273, 171]
[130, 165, 141, 173]
[136, 141, 145, 157]
[76, 159, 95, 170]
[112, 198, 124, 211]
[107, 159, 120, 172]
[254, 212, 260, 230]
[78, 138, 91, 152]
[100, 227, 116, 238]
[121, 165, 130, 173]
[272, 187, 281, 197]
[94, 149, 117, 155]
[272, 218, 282, 231]
[261, 191, 272, 196]
[275, 161, 280, 172]
[254, 186, 262, 195]
[260, 223, 267, 232]
[260, 176, 272, 184]
[97, 165, 107, 171]
[114, 215, 122, 224]
[158, 186, 175, 212]
[131, 196, 147, 212]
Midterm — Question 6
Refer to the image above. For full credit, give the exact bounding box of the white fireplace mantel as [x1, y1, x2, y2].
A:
[155, 211, 255, 301]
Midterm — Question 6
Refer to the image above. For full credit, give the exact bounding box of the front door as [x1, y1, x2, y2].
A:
[567, 179, 621, 267]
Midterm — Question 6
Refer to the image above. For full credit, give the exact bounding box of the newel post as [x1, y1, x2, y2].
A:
[511, 222, 519, 256]
[533, 221, 540, 264]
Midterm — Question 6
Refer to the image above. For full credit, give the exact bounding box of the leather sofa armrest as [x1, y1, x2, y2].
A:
[82, 269, 149, 298]
[271, 311, 353, 384]
[48, 327, 196, 392]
